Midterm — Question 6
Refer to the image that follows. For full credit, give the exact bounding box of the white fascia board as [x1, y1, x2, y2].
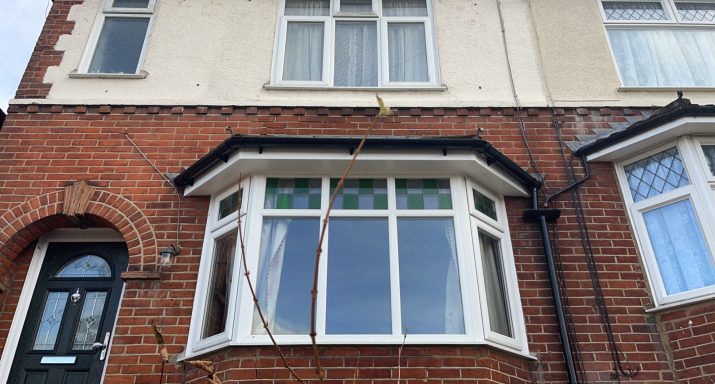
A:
[183, 148, 529, 197]
[586, 116, 715, 162]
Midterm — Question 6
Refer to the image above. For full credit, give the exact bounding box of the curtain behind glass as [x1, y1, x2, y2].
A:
[388, 23, 429, 82]
[285, 0, 330, 15]
[608, 29, 715, 86]
[334, 22, 378, 86]
[283, 22, 325, 81]
[479, 232, 512, 337]
[383, 0, 428, 16]
[643, 199, 715, 295]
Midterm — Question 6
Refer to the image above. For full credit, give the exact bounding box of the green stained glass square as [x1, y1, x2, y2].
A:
[277, 195, 293, 209]
[308, 195, 321, 209]
[266, 178, 278, 188]
[407, 195, 424, 209]
[359, 179, 373, 188]
[395, 179, 407, 189]
[422, 179, 438, 189]
[396, 179, 451, 210]
[294, 178, 309, 189]
[218, 189, 242, 220]
[331, 178, 387, 210]
[374, 194, 388, 209]
[265, 178, 322, 209]
[439, 195, 453, 209]
[343, 195, 359, 209]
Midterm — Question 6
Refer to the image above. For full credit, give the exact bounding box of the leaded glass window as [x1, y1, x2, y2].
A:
[72, 291, 108, 350]
[676, 2, 715, 22]
[33, 292, 69, 350]
[56, 255, 111, 278]
[218, 189, 242, 220]
[331, 178, 387, 209]
[624, 147, 690, 202]
[473, 189, 497, 220]
[602, 1, 667, 20]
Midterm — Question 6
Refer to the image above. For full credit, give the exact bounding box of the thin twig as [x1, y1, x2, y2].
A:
[397, 328, 407, 384]
[236, 174, 306, 383]
[309, 95, 390, 382]
[352, 350, 362, 384]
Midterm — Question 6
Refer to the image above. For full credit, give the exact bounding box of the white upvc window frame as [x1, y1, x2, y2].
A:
[188, 180, 251, 352]
[271, 0, 439, 88]
[187, 173, 528, 357]
[77, 0, 156, 75]
[615, 137, 715, 307]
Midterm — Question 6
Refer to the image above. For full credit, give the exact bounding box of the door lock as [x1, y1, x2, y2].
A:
[92, 332, 111, 361]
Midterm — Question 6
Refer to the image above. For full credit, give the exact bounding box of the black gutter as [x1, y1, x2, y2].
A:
[173, 134, 541, 189]
[574, 97, 715, 157]
[525, 190, 579, 384]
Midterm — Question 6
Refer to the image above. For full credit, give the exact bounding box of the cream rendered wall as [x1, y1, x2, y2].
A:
[529, 0, 715, 107]
[38, 0, 549, 108]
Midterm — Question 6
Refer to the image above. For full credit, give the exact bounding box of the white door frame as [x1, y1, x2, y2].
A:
[0, 228, 125, 383]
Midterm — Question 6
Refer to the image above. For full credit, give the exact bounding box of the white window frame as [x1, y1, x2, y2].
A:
[271, 0, 439, 88]
[77, 0, 156, 74]
[187, 173, 528, 357]
[598, 0, 715, 88]
[615, 136, 715, 307]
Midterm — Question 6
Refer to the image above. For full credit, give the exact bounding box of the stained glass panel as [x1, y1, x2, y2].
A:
[56, 255, 111, 278]
[331, 178, 387, 209]
[33, 292, 69, 350]
[624, 147, 690, 202]
[396, 179, 452, 209]
[72, 291, 108, 350]
[265, 178, 322, 209]
[676, 2, 715, 22]
[218, 189, 242, 220]
[473, 189, 497, 220]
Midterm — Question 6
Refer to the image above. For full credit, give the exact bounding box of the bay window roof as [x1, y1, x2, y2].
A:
[173, 134, 541, 196]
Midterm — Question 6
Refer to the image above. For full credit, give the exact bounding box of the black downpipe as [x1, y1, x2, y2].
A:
[530, 187, 579, 384]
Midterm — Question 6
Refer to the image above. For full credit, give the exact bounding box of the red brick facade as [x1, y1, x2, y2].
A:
[1, 103, 712, 383]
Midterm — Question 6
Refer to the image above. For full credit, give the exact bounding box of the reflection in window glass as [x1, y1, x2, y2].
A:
[479, 233, 512, 337]
[33, 292, 69, 350]
[56, 255, 111, 278]
[327, 218, 391, 334]
[334, 21, 378, 87]
[88, 17, 149, 74]
[253, 218, 319, 334]
[643, 199, 715, 295]
[398, 218, 464, 334]
[73, 291, 108, 350]
[202, 230, 237, 338]
[703, 145, 715, 176]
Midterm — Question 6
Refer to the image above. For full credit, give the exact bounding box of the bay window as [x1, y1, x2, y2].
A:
[617, 137, 715, 306]
[599, 0, 715, 87]
[272, 0, 438, 87]
[189, 174, 526, 354]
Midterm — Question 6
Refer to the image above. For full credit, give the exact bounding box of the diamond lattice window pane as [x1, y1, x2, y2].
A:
[676, 2, 715, 22]
[602, 1, 668, 20]
[625, 147, 690, 202]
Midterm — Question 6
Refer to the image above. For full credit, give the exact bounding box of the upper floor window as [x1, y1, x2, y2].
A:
[78, 0, 156, 74]
[617, 136, 715, 306]
[599, 0, 715, 87]
[272, 0, 439, 88]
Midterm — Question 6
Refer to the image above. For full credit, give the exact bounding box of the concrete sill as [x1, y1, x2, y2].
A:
[264, 84, 448, 92]
[644, 294, 715, 313]
[618, 86, 715, 92]
[68, 70, 148, 79]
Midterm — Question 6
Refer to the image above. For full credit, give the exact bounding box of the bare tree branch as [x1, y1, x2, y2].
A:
[309, 95, 391, 382]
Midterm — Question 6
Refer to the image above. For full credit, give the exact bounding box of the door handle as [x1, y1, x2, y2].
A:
[92, 332, 111, 361]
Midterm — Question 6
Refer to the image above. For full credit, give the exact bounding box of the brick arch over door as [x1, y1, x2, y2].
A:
[0, 189, 157, 271]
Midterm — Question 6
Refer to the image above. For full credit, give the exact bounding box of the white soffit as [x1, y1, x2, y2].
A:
[183, 148, 529, 197]
[586, 117, 715, 162]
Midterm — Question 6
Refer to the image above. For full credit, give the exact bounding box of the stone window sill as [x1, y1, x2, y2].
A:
[68, 70, 148, 79]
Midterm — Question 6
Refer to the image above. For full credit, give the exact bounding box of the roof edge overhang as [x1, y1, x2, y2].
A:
[174, 135, 541, 197]
[575, 98, 715, 162]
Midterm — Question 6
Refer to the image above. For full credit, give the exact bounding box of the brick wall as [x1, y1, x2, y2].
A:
[2, 104, 711, 383]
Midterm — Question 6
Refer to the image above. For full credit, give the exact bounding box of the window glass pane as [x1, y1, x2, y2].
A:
[388, 23, 429, 82]
[202, 230, 237, 338]
[253, 218, 319, 334]
[602, 1, 667, 20]
[396, 179, 451, 209]
[624, 147, 689, 202]
[33, 292, 69, 350]
[285, 0, 330, 15]
[283, 22, 325, 81]
[643, 199, 715, 295]
[72, 291, 108, 350]
[340, 0, 373, 13]
[479, 233, 512, 337]
[473, 190, 497, 220]
[608, 29, 715, 87]
[676, 2, 715, 22]
[334, 21, 378, 87]
[703, 145, 715, 176]
[327, 218, 391, 334]
[265, 178, 322, 209]
[112, 0, 150, 7]
[398, 218, 464, 334]
[330, 178, 387, 209]
[56, 255, 111, 278]
[218, 189, 242, 220]
[88, 17, 149, 74]
[383, 0, 428, 16]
